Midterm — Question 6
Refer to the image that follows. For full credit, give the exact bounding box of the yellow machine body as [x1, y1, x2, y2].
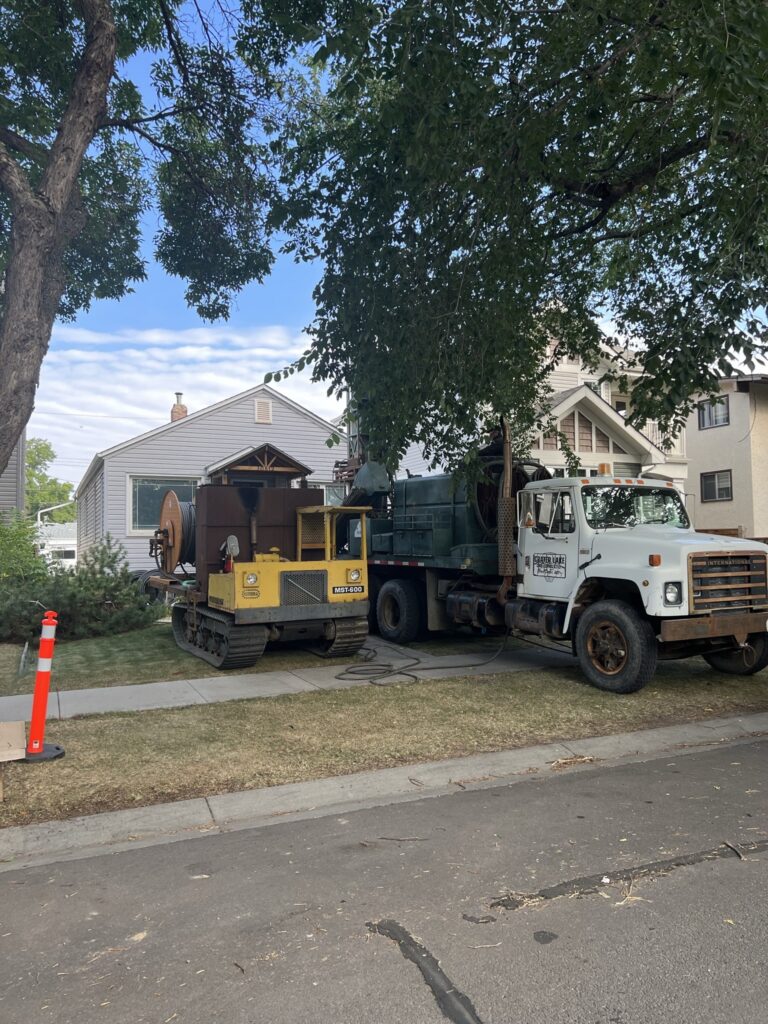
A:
[207, 506, 368, 622]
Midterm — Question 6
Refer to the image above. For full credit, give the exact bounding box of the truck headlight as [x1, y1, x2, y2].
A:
[664, 582, 683, 606]
[347, 568, 361, 583]
[245, 572, 258, 586]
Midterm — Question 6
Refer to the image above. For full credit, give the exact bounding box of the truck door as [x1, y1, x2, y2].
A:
[517, 488, 580, 601]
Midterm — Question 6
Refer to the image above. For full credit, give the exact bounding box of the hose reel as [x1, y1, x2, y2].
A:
[150, 490, 197, 573]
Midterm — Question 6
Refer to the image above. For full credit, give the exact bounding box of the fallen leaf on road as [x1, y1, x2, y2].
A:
[549, 755, 598, 771]
[129, 931, 147, 943]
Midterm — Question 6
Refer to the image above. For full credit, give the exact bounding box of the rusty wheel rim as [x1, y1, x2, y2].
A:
[586, 621, 628, 675]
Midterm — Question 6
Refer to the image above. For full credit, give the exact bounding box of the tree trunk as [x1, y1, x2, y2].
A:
[0, 0, 116, 478]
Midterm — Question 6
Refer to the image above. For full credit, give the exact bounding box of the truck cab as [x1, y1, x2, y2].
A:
[513, 475, 768, 691]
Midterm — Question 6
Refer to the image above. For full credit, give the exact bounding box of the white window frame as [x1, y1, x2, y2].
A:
[126, 474, 200, 537]
[697, 396, 730, 429]
[701, 470, 733, 503]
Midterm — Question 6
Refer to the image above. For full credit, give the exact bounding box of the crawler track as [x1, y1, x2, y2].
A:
[320, 616, 369, 658]
[172, 604, 268, 670]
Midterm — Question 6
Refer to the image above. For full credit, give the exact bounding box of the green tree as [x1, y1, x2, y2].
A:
[259, 0, 768, 470]
[0, 1, 288, 476]
[25, 437, 76, 522]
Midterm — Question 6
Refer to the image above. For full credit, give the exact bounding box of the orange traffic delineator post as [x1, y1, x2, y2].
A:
[24, 610, 65, 763]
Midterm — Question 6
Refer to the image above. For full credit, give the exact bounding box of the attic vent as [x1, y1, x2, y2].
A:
[254, 398, 272, 425]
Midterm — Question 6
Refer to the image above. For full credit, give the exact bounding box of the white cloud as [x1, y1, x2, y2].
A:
[29, 324, 345, 487]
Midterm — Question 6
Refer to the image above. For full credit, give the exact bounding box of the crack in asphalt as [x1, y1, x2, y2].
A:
[367, 919, 485, 1024]
[491, 839, 768, 910]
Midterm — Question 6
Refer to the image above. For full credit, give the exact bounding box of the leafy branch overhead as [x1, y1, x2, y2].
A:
[0, 0, 287, 475]
[1, 0, 767, 481]
[260, 0, 768, 468]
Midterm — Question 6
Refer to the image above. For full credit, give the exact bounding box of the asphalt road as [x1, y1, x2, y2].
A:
[1, 739, 766, 1024]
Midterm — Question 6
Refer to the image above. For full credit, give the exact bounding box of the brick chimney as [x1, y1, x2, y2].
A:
[171, 392, 188, 422]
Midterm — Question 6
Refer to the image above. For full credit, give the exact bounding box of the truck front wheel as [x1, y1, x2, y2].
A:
[575, 600, 658, 694]
[703, 634, 768, 675]
[376, 579, 422, 644]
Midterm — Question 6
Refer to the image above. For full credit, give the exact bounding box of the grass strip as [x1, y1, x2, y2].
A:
[2, 659, 767, 829]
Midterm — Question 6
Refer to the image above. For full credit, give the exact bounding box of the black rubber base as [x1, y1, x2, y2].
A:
[24, 743, 65, 763]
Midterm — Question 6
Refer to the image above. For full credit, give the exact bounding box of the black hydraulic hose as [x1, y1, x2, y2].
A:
[178, 501, 196, 566]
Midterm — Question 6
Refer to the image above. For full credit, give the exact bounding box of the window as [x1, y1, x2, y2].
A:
[254, 398, 273, 424]
[701, 470, 733, 502]
[519, 490, 575, 533]
[582, 486, 690, 529]
[130, 477, 198, 532]
[614, 400, 627, 417]
[324, 484, 347, 506]
[698, 396, 729, 429]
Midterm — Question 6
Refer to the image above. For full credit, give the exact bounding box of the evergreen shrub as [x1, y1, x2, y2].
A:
[0, 535, 161, 642]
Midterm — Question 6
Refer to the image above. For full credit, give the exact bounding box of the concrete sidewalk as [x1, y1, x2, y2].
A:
[0, 637, 572, 722]
[2, 709, 766, 872]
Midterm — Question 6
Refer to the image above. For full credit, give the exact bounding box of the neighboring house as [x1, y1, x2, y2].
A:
[398, 352, 689, 488]
[0, 432, 25, 516]
[76, 385, 346, 571]
[685, 375, 768, 538]
[37, 520, 78, 569]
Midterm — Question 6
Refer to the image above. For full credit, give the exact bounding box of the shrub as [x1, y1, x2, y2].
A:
[0, 512, 47, 580]
[0, 536, 162, 643]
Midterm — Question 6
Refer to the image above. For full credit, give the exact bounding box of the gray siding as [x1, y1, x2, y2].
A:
[76, 466, 104, 558]
[0, 435, 25, 514]
[94, 388, 342, 570]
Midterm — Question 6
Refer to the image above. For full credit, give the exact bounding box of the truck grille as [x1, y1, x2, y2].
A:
[280, 570, 327, 606]
[689, 551, 768, 612]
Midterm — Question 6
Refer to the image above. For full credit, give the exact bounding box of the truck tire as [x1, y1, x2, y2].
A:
[575, 600, 657, 694]
[703, 634, 768, 675]
[377, 578, 422, 644]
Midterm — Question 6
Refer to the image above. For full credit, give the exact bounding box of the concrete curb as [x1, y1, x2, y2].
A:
[2, 710, 766, 873]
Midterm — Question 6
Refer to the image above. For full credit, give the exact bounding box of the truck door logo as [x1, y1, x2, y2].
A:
[533, 553, 567, 579]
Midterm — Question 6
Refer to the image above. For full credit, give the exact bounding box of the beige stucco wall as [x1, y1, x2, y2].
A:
[685, 381, 754, 534]
[748, 382, 768, 538]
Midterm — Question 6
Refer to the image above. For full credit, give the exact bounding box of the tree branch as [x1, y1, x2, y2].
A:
[547, 132, 710, 207]
[101, 106, 181, 130]
[39, 0, 116, 213]
[0, 141, 35, 208]
[0, 126, 49, 164]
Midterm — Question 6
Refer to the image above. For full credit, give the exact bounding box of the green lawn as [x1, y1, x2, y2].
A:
[2, 657, 767, 829]
[0, 622, 351, 697]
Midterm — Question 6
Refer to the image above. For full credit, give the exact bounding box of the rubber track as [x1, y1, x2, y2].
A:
[323, 616, 369, 657]
[172, 604, 267, 670]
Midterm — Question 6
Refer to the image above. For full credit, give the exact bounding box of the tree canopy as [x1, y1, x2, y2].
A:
[1, 1, 767, 478]
[264, 0, 768, 469]
[0, 0, 284, 475]
[25, 437, 76, 522]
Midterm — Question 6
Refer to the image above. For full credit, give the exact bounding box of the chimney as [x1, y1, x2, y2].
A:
[171, 392, 188, 422]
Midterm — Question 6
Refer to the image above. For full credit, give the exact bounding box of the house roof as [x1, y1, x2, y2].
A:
[76, 384, 343, 496]
[547, 384, 667, 463]
[204, 443, 313, 478]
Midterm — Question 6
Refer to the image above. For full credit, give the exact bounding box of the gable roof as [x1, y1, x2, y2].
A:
[76, 384, 343, 495]
[547, 384, 667, 463]
[204, 443, 313, 478]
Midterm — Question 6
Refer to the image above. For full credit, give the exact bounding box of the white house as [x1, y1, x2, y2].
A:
[75, 385, 347, 571]
[685, 374, 768, 539]
[398, 352, 689, 488]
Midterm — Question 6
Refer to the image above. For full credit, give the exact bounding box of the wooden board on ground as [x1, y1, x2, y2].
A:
[0, 721, 26, 762]
[0, 721, 26, 802]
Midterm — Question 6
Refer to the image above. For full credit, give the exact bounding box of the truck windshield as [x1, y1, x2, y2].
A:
[581, 486, 690, 529]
